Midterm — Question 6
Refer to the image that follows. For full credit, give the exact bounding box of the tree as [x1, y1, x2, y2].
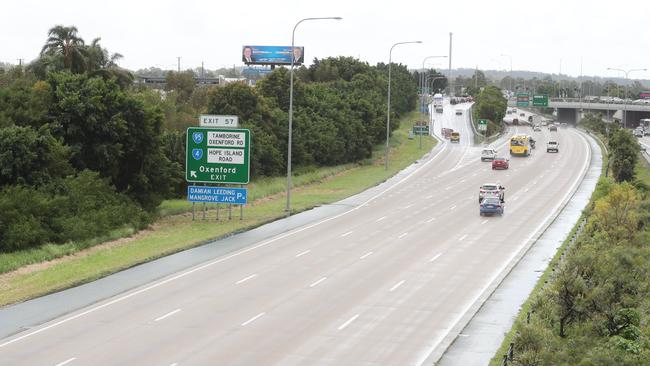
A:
[609, 129, 639, 182]
[165, 70, 196, 103]
[0, 125, 72, 186]
[40, 25, 86, 73]
[46, 72, 175, 210]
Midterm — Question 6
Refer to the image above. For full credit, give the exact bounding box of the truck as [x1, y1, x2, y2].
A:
[433, 93, 444, 113]
[450, 131, 460, 143]
[547, 140, 559, 153]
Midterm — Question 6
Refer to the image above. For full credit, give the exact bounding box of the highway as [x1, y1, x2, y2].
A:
[0, 100, 593, 366]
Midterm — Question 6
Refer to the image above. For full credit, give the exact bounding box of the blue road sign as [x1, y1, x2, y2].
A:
[187, 186, 247, 205]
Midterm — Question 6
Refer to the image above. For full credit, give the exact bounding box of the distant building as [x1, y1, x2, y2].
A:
[135, 75, 222, 88]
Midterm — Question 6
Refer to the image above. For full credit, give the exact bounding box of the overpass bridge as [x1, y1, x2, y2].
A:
[508, 98, 650, 127]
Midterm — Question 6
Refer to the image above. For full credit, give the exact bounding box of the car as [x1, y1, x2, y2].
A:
[481, 148, 498, 161]
[520, 113, 525, 117]
[644, 130, 650, 136]
[512, 118, 519, 125]
[550, 125, 558, 132]
[506, 110, 512, 115]
[547, 140, 559, 152]
[528, 115, 534, 123]
[479, 183, 505, 203]
[533, 124, 541, 132]
[634, 129, 644, 138]
[455, 109, 463, 115]
[561, 123, 568, 128]
[450, 131, 460, 143]
[512, 108, 517, 113]
[491, 157, 509, 170]
[541, 120, 548, 126]
[480, 197, 504, 216]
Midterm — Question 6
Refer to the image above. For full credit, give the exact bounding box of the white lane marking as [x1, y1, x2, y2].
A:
[341, 231, 353, 237]
[0, 133, 452, 350]
[513, 196, 519, 201]
[481, 219, 488, 225]
[416, 128, 593, 366]
[236, 274, 257, 284]
[426, 217, 436, 223]
[154, 309, 182, 322]
[309, 277, 328, 288]
[449, 205, 457, 210]
[359, 252, 373, 260]
[376, 216, 386, 222]
[445, 186, 452, 190]
[338, 314, 360, 330]
[170, 363, 178, 366]
[459, 234, 468, 241]
[429, 253, 442, 262]
[459, 179, 466, 183]
[524, 188, 529, 192]
[471, 173, 477, 177]
[389, 280, 406, 292]
[426, 195, 434, 199]
[295, 250, 311, 258]
[241, 312, 265, 326]
[55, 358, 77, 366]
[402, 204, 413, 209]
[398, 233, 408, 239]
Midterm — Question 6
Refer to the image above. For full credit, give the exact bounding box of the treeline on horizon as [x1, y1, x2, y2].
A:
[0, 25, 421, 253]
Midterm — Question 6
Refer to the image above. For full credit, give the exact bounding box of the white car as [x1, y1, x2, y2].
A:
[455, 109, 463, 115]
[634, 129, 644, 138]
[547, 141, 559, 153]
[479, 183, 505, 203]
[481, 148, 498, 161]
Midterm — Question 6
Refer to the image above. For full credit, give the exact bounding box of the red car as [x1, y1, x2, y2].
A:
[492, 157, 509, 170]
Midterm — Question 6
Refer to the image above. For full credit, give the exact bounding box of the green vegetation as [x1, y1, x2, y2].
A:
[0, 25, 417, 255]
[472, 85, 507, 137]
[491, 119, 650, 365]
[0, 113, 434, 306]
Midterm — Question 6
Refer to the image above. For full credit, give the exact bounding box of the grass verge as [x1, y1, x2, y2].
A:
[0, 111, 435, 307]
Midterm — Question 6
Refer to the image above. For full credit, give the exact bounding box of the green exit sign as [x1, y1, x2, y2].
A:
[532, 94, 549, 107]
[186, 127, 251, 184]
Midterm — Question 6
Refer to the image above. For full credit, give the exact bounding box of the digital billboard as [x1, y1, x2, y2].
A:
[242, 45, 304, 66]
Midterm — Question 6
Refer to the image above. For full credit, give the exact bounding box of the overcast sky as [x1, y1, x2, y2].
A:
[2, 0, 649, 79]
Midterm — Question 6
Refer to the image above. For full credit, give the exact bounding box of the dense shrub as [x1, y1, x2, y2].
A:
[0, 171, 147, 252]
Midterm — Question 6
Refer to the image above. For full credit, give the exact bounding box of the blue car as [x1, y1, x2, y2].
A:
[479, 197, 504, 216]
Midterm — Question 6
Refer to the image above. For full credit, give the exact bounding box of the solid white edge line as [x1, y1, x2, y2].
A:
[389, 280, 406, 292]
[54, 358, 77, 366]
[295, 250, 310, 258]
[235, 274, 257, 284]
[241, 312, 265, 327]
[309, 277, 327, 288]
[376, 216, 386, 222]
[481, 220, 488, 225]
[0, 133, 450, 349]
[426, 217, 436, 223]
[341, 231, 353, 237]
[169, 363, 178, 366]
[417, 128, 593, 366]
[154, 309, 182, 322]
[337, 314, 360, 331]
[449, 205, 457, 210]
[458, 234, 468, 241]
[429, 253, 442, 263]
[359, 252, 373, 260]
[398, 233, 408, 239]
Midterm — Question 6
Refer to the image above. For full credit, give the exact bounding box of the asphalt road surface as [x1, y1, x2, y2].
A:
[0, 102, 593, 366]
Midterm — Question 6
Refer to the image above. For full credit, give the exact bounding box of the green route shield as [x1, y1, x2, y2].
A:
[186, 127, 251, 184]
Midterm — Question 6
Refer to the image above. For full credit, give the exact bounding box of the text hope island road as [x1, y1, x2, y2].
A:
[186, 127, 251, 184]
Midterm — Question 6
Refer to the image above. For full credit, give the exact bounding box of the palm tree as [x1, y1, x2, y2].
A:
[40, 25, 86, 73]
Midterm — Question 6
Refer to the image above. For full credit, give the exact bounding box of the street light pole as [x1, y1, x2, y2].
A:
[286, 16, 342, 215]
[500, 53, 512, 94]
[419, 55, 447, 149]
[385, 40, 422, 171]
[606, 67, 646, 128]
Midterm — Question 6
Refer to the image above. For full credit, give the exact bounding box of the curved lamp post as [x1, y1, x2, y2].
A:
[286, 16, 342, 215]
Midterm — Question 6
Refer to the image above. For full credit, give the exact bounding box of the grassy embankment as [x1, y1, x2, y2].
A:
[0, 111, 435, 307]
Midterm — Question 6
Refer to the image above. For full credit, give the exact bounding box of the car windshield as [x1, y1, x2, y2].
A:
[482, 185, 498, 190]
[482, 149, 494, 154]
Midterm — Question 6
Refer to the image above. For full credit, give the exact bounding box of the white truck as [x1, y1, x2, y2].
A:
[433, 93, 444, 113]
